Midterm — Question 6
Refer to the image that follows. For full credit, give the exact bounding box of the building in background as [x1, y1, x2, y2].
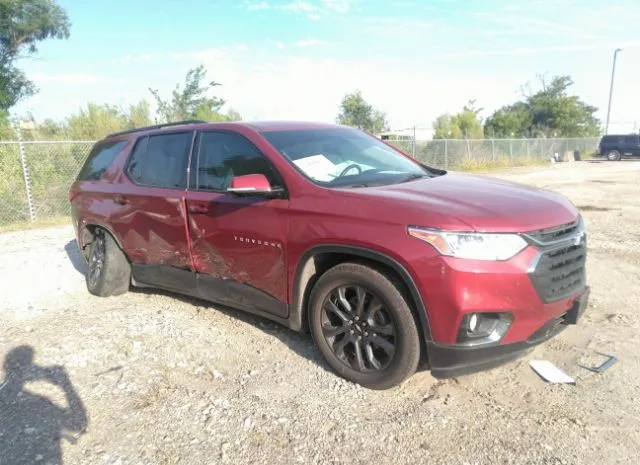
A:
[378, 127, 434, 141]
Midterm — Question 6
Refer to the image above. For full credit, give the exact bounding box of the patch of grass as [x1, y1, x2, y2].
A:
[132, 384, 164, 410]
[577, 205, 615, 212]
[453, 157, 548, 172]
[0, 216, 69, 233]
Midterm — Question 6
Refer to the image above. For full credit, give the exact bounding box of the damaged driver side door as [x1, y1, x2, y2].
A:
[185, 130, 290, 317]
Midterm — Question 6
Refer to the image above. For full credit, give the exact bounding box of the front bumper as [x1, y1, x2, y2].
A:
[427, 287, 590, 378]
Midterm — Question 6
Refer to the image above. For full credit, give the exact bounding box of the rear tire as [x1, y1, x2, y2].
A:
[308, 262, 421, 390]
[86, 228, 131, 297]
[607, 150, 622, 161]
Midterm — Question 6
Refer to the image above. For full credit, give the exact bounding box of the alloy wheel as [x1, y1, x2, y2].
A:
[320, 284, 397, 372]
[88, 232, 106, 289]
[607, 150, 621, 161]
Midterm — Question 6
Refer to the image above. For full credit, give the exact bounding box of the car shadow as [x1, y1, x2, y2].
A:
[0, 345, 88, 465]
[64, 240, 87, 275]
[130, 287, 431, 375]
[131, 287, 335, 373]
[66, 238, 429, 378]
[62, 237, 331, 370]
[584, 158, 639, 163]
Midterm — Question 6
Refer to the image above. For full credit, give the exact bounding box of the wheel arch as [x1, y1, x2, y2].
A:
[290, 245, 433, 345]
[80, 222, 128, 261]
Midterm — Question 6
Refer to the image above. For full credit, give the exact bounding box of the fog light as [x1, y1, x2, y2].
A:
[457, 312, 513, 346]
[468, 313, 479, 332]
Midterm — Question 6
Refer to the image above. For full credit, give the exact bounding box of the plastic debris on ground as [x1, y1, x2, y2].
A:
[529, 360, 575, 384]
[579, 352, 618, 374]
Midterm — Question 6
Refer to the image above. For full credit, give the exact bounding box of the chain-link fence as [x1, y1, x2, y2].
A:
[0, 141, 94, 228]
[387, 137, 600, 169]
[0, 137, 600, 229]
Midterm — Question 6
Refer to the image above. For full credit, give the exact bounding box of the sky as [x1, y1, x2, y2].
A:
[12, 0, 640, 134]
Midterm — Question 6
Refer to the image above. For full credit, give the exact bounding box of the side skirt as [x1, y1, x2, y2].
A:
[131, 264, 291, 327]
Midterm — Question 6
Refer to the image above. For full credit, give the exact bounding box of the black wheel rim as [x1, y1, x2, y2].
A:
[320, 284, 397, 373]
[88, 233, 105, 288]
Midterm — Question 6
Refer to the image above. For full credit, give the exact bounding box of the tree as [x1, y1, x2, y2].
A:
[433, 100, 484, 139]
[65, 100, 153, 140]
[0, 111, 15, 139]
[483, 101, 531, 138]
[150, 65, 240, 123]
[432, 114, 458, 139]
[66, 103, 127, 140]
[127, 100, 153, 129]
[336, 90, 388, 133]
[484, 75, 600, 138]
[0, 0, 71, 112]
[23, 116, 66, 140]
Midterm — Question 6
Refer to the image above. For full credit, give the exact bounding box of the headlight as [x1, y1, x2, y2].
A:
[407, 226, 528, 261]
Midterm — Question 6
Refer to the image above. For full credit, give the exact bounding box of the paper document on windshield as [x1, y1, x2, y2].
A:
[293, 154, 338, 182]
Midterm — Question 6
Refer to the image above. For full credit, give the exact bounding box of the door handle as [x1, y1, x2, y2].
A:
[113, 195, 130, 205]
[188, 202, 209, 214]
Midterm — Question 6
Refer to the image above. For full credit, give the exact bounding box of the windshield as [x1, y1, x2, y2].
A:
[262, 127, 431, 188]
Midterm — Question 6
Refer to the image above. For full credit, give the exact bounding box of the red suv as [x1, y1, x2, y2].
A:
[69, 120, 589, 389]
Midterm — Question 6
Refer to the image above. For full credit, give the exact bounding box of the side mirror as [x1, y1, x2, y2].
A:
[227, 174, 276, 196]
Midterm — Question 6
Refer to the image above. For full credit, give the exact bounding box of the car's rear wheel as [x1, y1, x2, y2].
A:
[607, 150, 622, 161]
[86, 228, 131, 297]
[308, 262, 420, 390]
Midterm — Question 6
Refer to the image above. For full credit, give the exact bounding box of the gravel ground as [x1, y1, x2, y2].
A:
[1, 160, 639, 465]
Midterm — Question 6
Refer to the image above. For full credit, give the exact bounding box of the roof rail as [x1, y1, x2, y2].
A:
[106, 120, 207, 138]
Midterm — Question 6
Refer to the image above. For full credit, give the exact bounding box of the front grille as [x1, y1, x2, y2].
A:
[529, 241, 587, 303]
[526, 219, 581, 245]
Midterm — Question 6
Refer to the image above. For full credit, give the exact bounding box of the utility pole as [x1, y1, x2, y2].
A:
[605, 48, 622, 134]
[412, 126, 416, 158]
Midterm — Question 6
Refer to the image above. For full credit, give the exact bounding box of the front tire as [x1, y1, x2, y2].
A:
[308, 263, 421, 390]
[607, 150, 622, 161]
[86, 228, 131, 297]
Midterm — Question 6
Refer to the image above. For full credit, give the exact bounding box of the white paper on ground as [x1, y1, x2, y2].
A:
[529, 360, 575, 384]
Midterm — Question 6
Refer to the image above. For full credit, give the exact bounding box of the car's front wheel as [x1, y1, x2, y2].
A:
[607, 150, 622, 161]
[86, 228, 131, 297]
[309, 262, 421, 390]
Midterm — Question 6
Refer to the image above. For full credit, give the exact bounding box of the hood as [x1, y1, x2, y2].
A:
[355, 172, 579, 233]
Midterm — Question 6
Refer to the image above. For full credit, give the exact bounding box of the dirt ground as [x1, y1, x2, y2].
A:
[1, 160, 639, 465]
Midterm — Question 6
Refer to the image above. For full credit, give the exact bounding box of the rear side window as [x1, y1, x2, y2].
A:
[602, 136, 623, 145]
[77, 140, 127, 181]
[195, 131, 283, 191]
[126, 132, 193, 188]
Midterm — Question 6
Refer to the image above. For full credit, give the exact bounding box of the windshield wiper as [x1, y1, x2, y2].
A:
[399, 173, 429, 183]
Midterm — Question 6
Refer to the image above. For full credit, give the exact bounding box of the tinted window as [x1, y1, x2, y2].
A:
[77, 140, 127, 181]
[126, 132, 192, 188]
[624, 135, 638, 144]
[602, 135, 624, 145]
[196, 132, 282, 191]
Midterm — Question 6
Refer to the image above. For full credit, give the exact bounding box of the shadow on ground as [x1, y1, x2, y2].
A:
[62, 237, 333, 374]
[64, 240, 86, 275]
[64, 236, 430, 378]
[584, 158, 639, 163]
[131, 287, 431, 375]
[131, 287, 333, 371]
[0, 345, 88, 465]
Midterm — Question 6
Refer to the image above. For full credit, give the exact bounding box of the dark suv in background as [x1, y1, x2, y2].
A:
[597, 134, 640, 160]
[69, 120, 589, 389]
